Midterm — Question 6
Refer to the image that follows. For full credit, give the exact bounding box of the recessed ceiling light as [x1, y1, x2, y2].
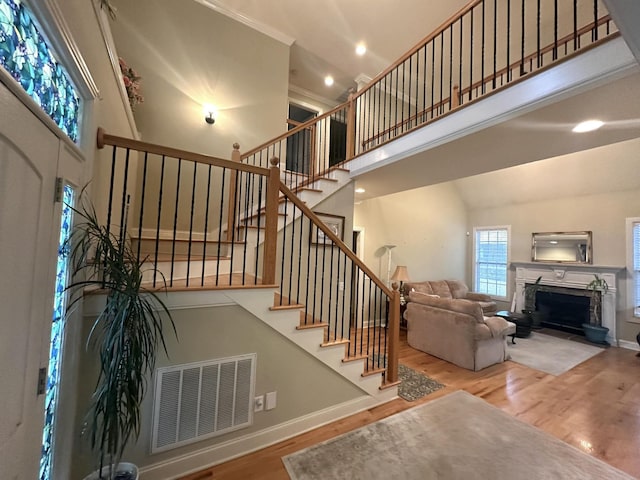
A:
[324, 75, 334, 87]
[572, 119, 604, 133]
[355, 43, 367, 56]
[355, 187, 365, 193]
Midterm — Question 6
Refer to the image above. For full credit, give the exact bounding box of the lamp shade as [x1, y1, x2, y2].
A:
[391, 265, 410, 282]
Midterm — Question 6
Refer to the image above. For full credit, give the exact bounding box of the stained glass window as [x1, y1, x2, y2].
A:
[0, 0, 81, 143]
[40, 184, 74, 480]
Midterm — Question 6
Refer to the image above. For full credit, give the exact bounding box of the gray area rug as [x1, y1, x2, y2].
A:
[507, 331, 604, 375]
[398, 364, 444, 401]
[282, 390, 634, 480]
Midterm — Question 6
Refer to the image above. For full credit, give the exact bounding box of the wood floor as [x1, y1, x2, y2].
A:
[180, 331, 640, 480]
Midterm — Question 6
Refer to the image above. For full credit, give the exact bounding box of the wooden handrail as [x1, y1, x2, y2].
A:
[360, 17, 616, 149]
[457, 16, 615, 100]
[354, 0, 483, 100]
[277, 179, 392, 298]
[97, 128, 270, 177]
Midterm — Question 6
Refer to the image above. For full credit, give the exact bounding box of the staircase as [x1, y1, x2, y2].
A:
[93, 0, 621, 411]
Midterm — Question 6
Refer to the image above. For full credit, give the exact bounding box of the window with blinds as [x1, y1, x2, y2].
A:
[633, 221, 640, 317]
[474, 227, 509, 298]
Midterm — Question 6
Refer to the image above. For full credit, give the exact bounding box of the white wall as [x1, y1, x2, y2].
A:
[354, 182, 468, 286]
[109, 0, 289, 159]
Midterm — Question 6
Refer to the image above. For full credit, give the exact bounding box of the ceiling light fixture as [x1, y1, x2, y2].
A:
[572, 119, 603, 133]
[355, 187, 365, 193]
[355, 43, 367, 56]
[203, 103, 217, 125]
[324, 75, 334, 87]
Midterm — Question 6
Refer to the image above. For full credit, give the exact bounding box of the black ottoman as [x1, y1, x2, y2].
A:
[496, 311, 532, 343]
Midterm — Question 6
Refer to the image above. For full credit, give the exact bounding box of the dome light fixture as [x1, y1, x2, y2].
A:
[355, 187, 365, 193]
[355, 43, 367, 56]
[572, 119, 603, 133]
[324, 75, 334, 87]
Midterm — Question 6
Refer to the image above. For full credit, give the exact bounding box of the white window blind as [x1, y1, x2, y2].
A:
[475, 228, 508, 297]
[633, 222, 640, 317]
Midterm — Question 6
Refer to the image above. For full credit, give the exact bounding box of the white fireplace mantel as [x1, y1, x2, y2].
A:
[511, 262, 626, 344]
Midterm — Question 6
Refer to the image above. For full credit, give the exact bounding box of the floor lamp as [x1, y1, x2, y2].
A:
[382, 244, 396, 287]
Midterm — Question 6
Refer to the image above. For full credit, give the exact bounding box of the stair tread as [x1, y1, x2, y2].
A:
[132, 237, 243, 245]
[270, 303, 304, 311]
[362, 367, 386, 377]
[296, 322, 328, 330]
[143, 253, 230, 262]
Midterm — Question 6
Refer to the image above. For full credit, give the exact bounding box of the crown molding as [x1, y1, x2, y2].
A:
[194, 0, 295, 46]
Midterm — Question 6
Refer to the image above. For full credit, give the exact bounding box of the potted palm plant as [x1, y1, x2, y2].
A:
[582, 274, 609, 344]
[66, 197, 176, 480]
[522, 276, 545, 329]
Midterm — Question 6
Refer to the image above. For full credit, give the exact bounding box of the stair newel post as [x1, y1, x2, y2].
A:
[226, 143, 241, 243]
[346, 89, 356, 160]
[386, 283, 401, 384]
[452, 85, 460, 108]
[262, 156, 280, 284]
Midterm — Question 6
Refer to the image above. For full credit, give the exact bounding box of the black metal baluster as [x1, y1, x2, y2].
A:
[241, 172, 252, 285]
[311, 223, 320, 325]
[253, 175, 264, 285]
[287, 203, 296, 304]
[319, 230, 327, 325]
[215, 168, 226, 286]
[449, 25, 454, 109]
[401, 62, 407, 132]
[536, 0, 541, 67]
[431, 40, 436, 117]
[593, 0, 598, 42]
[521, 0, 526, 75]
[186, 162, 198, 286]
[423, 45, 428, 122]
[329, 239, 335, 338]
[350, 266, 359, 358]
[228, 168, 239, 287]
[366, 278, 373, 370]
[439, 31, 445, 113]
[136, 152, 148, 263]
[507, 0, 511, 81]
[359, 273, 366, 356]
[118, 148, 131, 245]
[408, 55, 412, 129]
[169, 158, 182, 287]
[201, 165, 212, 286]
[371, 281, 379, 369]
[340, 252, 347, 340]
[279, 196, 289, 305]
[481, 0, 486, 94]
[304, 217, 313, 324]
[153, 156, 165, 288]
[552, 0, 558, 60]
[470, 7, 474, 102]
[459, 16, 463, 105]
[573, 0, 578, 50]
[493, 0, 498, 89]
[106, 146, 117, 246]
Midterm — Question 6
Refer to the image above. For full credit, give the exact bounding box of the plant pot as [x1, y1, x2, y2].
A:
[521, 310, 545, 330]
[83, 462, 138, 480]
[582, 323, 609, 345]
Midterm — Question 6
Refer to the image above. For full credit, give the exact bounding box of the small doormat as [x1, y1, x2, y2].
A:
[398, 364, 444, 401]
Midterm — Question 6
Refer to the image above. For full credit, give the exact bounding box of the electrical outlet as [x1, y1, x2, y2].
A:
[254, 395, 264, 412]
[265, 391, 277, 410]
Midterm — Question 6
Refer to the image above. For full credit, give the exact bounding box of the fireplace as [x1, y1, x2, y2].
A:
[532, 285, 597, 334]
[513, 262, 622, 344]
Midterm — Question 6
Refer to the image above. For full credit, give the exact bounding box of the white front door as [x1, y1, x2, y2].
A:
[0, 81, 60, 479]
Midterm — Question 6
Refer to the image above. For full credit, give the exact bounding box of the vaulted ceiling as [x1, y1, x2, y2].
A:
[199, 0, 469, 101]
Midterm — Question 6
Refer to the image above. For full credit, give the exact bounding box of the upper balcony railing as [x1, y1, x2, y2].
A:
[244, 0, 617, 176]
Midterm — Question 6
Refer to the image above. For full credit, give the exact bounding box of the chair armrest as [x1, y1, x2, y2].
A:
[484, 316, 516, 337]
[466, 292, 493, 302]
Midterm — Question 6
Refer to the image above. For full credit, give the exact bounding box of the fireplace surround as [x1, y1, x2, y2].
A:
[512, 262, 624, 344]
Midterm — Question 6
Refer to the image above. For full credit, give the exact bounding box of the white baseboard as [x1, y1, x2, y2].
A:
[138, 394, 396, 479]
[618, 339, 640, 351]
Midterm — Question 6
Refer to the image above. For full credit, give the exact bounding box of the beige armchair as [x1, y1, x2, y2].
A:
[403, 279, 497, 316]
[405, 291, 515, 371]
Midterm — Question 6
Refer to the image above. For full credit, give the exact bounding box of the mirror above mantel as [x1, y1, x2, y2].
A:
[531, 231, 592, 264]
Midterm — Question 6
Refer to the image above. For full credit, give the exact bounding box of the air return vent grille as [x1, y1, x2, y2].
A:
[151, 354, 256, 453]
